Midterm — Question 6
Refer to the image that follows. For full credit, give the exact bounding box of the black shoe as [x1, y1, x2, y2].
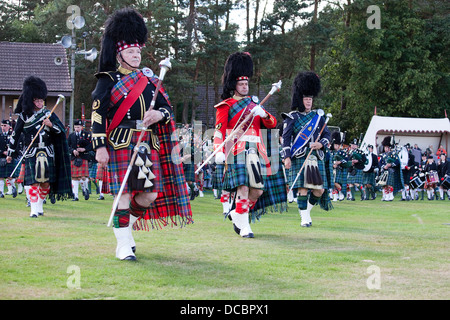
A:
[72, 197, 79, 201]
[83, 189, 89, 200]
[50, 194, 56, 204]
[12, 186, 17, 198]
[0, 193, 4, 198]
[233, 223, 241, 235]
[38, 212, 44, 216]
[97, 195, 105, 200]
[122, 255, 137, 261]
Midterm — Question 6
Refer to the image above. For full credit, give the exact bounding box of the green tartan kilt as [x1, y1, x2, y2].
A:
[212, 164, 224, 190]
[347, 168, 364, 185]
[183, 163, 195, 182]
[362, 171, 376, 185]
[251, 161, 287, 220]
[289, 154, 327, 190]
[0, 159, 17, 178]
[334, 168, 348, 187]
[23, 155, 56, 186]
[386, 168, 404, 193]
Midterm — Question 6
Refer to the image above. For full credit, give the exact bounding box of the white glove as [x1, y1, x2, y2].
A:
[252, 105, 267, 118]
[215, 151, 226, 164]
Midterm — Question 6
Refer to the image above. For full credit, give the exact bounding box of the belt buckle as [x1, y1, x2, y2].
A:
[136, 120, 146, 130]
[38, 142, 45, 148]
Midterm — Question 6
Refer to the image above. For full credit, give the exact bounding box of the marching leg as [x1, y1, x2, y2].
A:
[28, 186, 40, 218]
[229, 197, 253, 238]
[113, 208, 136, 261]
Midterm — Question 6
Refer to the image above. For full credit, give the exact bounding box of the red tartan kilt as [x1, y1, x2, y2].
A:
[17, 163, 25, 183]
[71, 159, 90, 178]
[107, 130, 162, 195]
[96, 164, 106, 180]
[96, 164, 111, 194]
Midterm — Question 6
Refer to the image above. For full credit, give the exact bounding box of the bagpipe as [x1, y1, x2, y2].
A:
[375, 150, 399, 187]
[349, 148, 367, 170]
[332, 149, 352, 170]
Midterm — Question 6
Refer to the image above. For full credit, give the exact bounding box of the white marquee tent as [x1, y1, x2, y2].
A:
[361, 115, 450, 156]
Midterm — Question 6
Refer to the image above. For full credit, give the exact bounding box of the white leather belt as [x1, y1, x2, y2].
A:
[239, 135, 261, 143]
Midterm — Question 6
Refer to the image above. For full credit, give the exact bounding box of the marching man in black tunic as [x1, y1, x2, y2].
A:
[68, 120, 93, 200]
[7, 76, 72, 217]
[91, 8, 192, 260]
[282, 72, 332, 227]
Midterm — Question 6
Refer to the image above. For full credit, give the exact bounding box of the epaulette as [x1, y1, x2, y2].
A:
[214, 98, 235, 109]
[94, 71, 116, 81]
[281, 111, 298, 120]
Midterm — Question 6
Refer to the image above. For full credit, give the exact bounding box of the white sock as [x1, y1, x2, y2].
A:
[72, 180, 79, 198]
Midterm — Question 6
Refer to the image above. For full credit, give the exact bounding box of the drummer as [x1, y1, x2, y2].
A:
[437, 153, 450, 200]
[423, 155, 438, 200]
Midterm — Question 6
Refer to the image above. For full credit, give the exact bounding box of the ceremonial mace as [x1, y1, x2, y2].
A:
[10, 94, 65, 177]
[288, 111, 332, 193]
[107, 58, 172, 227]
[195, 80, 282, 175]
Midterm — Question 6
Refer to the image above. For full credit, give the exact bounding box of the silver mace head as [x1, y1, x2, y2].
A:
[57, 94, 65, 103]
[269, 80, 282, 95]
[159, 57, 172, 81]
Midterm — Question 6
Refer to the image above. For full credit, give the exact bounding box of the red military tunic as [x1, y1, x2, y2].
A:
[213, 95, 277, 164]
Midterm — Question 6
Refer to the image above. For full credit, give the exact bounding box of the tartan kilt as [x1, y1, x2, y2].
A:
[334, 168, 348, 187]
[0, 159, 15, 178]
[17, 163, 25, 183]
[183, 163, 195, 182]
[23, 155, 56, 186]
[71, 159, 89, 178]
[212, 164, 224, 190]
[386, 168, 404, 193]
[362, 171, 376, 186]
[289, 154, 327, 190]
[89, 161, 97, 179]
[347, 168, 364, 185]
[107, 130, 162, 195]
[96, 164, 110, 194]
[251, 161, 288, 221]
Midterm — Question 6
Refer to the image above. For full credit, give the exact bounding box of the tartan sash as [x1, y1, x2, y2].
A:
[107, 72, 148, 137]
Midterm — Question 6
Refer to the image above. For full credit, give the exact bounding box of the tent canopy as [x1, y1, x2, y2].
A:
[361, 116, 450, 155]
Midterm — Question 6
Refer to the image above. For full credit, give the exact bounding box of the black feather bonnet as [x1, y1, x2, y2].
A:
[221, 52, 253, 100]
[98, 8, 148, 73]
[16, 76, 48, 116]
[291, 71, 321, 112]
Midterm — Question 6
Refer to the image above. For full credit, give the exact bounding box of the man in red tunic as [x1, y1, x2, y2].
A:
[213, 52, 277, 238]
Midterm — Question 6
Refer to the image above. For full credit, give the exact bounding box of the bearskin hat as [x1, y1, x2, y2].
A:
[331, 131, 341, 146]
[291, 71, 321, 111]
[16, 76, 47, 116]
[221, 52, 253, 100]
[330, 131, 342, 151]
[381, 136, 392, 148]
[98, 8, 148, 73]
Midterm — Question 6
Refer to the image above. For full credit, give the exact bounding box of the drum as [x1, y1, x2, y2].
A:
[441, 176, 450, 189]
[377, 170, 389, 187]
[426, 171, 439, 184]
[410, 176, 424, 190]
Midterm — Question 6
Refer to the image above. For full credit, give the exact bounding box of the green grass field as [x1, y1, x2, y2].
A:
[0, 190, 448, 300]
